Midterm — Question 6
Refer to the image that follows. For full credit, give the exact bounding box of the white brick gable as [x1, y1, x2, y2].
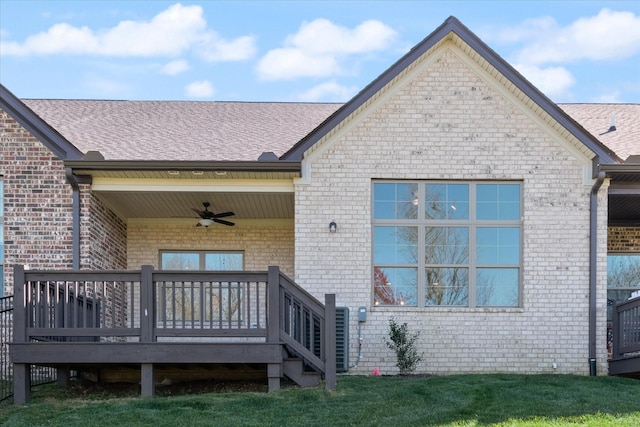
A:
[294, 41, 608, 375]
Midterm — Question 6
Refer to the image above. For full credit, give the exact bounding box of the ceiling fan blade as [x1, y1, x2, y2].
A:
[212, 211, 235, 219]
[214, 218, 235, 227]
[191, 207, 206, 216]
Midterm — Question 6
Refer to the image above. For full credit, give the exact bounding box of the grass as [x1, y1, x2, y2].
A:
[1, 374, 639, 426]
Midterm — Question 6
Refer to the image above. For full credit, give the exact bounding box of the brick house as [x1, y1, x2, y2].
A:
[1, 16, 638, 382]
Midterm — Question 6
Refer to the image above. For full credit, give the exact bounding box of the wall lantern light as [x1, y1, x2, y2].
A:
[329, 221, 337, 233]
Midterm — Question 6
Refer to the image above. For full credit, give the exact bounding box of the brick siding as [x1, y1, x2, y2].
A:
[608, 227, 640, 252]
[0, 109, 127, 295]
[294, 47, 609, 375]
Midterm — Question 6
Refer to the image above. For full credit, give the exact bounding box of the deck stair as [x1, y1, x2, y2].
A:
[283, 358, 321, 387]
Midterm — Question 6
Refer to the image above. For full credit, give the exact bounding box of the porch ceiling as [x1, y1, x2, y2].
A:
[96, 191, 294, 220]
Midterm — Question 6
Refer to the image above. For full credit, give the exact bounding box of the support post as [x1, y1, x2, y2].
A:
[13, 265, 31, 404]
[267, 266, 281, 391]
[324, 294, 336, 391]
[57, 367, 70, 388]
[267, 364, 281, 392]
[13, 364, 31, 405]
[140, 265, 154, 343]
[141, 364, 155, 397]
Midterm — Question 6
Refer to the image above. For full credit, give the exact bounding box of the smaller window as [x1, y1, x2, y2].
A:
[160, 251, 244, 271]
[607, 254, 640, 320]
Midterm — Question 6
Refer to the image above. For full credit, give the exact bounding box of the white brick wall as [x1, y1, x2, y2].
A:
[127, 220, 294, 276]
[294, 47, 609, 375]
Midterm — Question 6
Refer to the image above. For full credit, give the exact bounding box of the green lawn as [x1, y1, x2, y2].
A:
[1, 374, 639, 426]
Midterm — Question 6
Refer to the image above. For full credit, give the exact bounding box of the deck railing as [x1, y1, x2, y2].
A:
[12, 264, 335, 400]
[611, 296, 640, 360]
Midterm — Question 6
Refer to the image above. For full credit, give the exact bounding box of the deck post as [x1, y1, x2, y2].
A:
[57, 367, 70, 388]
[13, 265, 32, 404]
[13, 364, 31, 405]
[324, 294, 336, 391]
[267, 266, 281, 391]
[141, 364, 155, 397]
[140, 265, 155, 343]
[13, 265, 27, 343]
[140, 266, 155, 397]
[611, 301, 620, 359]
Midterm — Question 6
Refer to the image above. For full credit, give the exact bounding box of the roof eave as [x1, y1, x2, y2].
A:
[0, 83, 84, 160]
[64, 159, 302, 173]
[280, 16, 621, 164]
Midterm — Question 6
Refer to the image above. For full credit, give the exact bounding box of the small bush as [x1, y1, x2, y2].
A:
[385, 317, 423, 375]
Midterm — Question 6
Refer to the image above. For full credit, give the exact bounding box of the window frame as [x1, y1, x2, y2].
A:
[159, 250, 245, 271]
[372, 180, 523, 308]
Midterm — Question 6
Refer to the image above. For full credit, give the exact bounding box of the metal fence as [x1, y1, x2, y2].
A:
[1, 295, 58, 403]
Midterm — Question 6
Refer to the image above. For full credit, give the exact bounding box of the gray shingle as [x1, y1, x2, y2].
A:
[23, 100, 341, 161]
[22, 99, 637, 163]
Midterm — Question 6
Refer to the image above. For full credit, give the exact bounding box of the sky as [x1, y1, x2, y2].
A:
[1, 1, 639, 104]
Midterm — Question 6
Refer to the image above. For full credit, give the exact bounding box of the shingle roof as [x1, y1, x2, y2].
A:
[22, 99, 341, 161]
[558, 104, 640, 161]
[20, 98, 637, 164]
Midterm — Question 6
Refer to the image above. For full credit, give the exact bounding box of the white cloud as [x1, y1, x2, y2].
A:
[285, 19, 397, 55]
[0, 3, 256, 61]
[257, 18, 396, 80]
[198, 35, 257, 62]
[296, 81, 358, 102]
[160, 59, 189, 75]
[515, 64, 575, 99]
[185, 80, 214, 98]
[498, 9, 640, 65]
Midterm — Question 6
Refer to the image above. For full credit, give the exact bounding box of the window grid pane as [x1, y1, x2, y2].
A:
[476, 268, 519, 307]
[374, 266, 417, 306]
[425, 184, 469, 220]
[373, 183, 419, 220]
[425, 226, 469, 265]
[476, 184, 521, 220]
[374, 226, 418, 265]
[425, 267, 469, 306]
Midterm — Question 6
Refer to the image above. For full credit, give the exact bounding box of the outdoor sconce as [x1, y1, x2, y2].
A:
[329, 221, 337, 233]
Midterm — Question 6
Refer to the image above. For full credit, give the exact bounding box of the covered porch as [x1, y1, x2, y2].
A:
[10, 265, 336, 404]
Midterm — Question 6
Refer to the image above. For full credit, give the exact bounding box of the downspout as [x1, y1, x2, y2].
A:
[65, 168, 81, 270]
[589, 170, 606, 376]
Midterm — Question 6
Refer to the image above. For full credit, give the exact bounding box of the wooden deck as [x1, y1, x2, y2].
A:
[609, 296, 640, 377]
[10, 265, 336, 404]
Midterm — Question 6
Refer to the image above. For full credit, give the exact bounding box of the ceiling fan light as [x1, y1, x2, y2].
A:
[199, 218, 214, 227]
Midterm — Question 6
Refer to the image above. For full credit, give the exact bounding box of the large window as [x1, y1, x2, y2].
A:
[607, 254, 640, 320]
[373, 181, 522, 308]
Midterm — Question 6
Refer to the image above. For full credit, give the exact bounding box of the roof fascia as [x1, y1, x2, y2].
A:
[0, 83, 84, 160]
[280, 16, 621, 164]
[600, 163, 640, 175]
[64, 159, 301, 173]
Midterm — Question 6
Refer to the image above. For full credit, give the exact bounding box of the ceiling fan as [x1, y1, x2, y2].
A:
[192, 202, 235, 227]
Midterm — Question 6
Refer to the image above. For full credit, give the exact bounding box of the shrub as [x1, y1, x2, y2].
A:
[385, 317, 423, 375]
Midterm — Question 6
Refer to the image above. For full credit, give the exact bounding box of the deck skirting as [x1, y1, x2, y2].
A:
[10, 342, 284, 365]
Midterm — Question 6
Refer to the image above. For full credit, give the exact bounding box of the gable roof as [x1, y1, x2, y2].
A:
[0, 83, 83, 160]
[279, 16, 622, 164]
